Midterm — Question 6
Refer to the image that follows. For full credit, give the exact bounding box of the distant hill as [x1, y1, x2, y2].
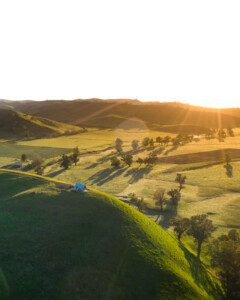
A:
[0, 109, 81, 138]
[0, 170, 223, 300]
[1, 98, 240, 133]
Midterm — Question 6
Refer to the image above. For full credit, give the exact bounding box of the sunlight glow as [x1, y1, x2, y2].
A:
[0, 0, 240, 108]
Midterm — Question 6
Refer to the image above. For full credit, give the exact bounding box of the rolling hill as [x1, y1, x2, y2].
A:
[0, 170, 223, 299]
[0, 109, 81, 138]
[1, 98, 240, 133]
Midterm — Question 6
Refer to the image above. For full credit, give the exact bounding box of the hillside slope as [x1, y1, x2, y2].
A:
[0, 171, 223, 299]
[0, 109, 81, 138]
[1, 98, 240, 132]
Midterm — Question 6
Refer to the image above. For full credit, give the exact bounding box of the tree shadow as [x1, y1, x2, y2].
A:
[163, 146, 178, 156]
[48, 168, 66, 177]
[179, 244, 224, 298]
[124, 166, 153, 184]
[158, 202, 178, 228]
[88, 167, 128, 185]
[224, 164, 233, 178]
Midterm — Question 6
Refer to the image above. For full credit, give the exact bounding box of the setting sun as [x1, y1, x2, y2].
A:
[1, 0, 240, 108]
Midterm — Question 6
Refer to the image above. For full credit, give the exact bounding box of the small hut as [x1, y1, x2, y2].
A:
[73, 183, 86, 192]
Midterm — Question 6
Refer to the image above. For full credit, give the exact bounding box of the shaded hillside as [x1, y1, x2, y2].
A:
[1, 99, 240, 133]
[0, 109, 81, 138]
[0, 171, 223, 300]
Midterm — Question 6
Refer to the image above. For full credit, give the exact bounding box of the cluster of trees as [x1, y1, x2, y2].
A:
[111, 153, 133, 168]
[205, 128, 235, 141]
[172, 217, 240, 298]
[60, 146, 80, 170]
[154, 188, 181, 212]
[20, 154, 45, 175]
[128, 193, 146, 212]
[171, 214, 216, 259]
[209, 229, 240, 299]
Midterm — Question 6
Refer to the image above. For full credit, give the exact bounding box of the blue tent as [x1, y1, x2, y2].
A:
[73, 183, 86, 192]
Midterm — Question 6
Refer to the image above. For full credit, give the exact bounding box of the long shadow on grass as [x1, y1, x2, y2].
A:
[158, 203, 178, 229]
[88, 167, 128, 185]
[124, 166, 153, 184]
[180, 244, 223, 298]
[48, 168, 66, 177]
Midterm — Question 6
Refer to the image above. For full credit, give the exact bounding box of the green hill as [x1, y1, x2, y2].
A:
[0, 171, 223, 299]
[2, 98, 240, 132]
[0, 109, 81, 138]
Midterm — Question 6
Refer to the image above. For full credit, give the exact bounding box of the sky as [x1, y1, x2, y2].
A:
[0, 0, 240, 108]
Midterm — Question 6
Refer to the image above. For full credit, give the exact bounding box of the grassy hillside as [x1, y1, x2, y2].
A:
[0, 171, 223, 300]
[2, 99, 240, 132]
[0, 109, 81, 138]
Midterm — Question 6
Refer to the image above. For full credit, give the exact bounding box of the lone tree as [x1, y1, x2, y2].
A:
[142, 137, 150, 148]
[35, 164, 44, 175]
[209, 229, 240, 300]
[225, 153, 231, 165]
[121, 154, 133, 167]
[154, 189, 166, 212]
[128, 193, 139, 203]
[224, 153, 233, 177]
[187, 214, 216, 259]
[110, 156, 121, 168]
[167, 189, 181, 205]
[61, 154, 71, 170]
[71, 146, 80, 165]
[131, 140, 139, 151]
[21, 153, 27, 163]
[175, 173, 186, 191]
[227, 127, 235, 137]
[171, 217, 190, 241]
[115, 138, 123, 153]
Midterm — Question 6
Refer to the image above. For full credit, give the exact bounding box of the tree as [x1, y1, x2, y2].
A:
[121, 154, 133, 167]
[205, 128, 215, 140]
[224, 153, 233, 177]
[128, 193, 139, 203]
[144, 152, 158, 165]
[218, 129, 227, 142]
[154, 189, 166, 212]
[163, 136, 171, 146]
[61, 154, 71, 169]
[171, 217, 190, 241]
[227, 128, 235, 137]
[167, 189, 181, 205]
[225, 153, 231, 165]
[135, 197, 146, 212]
[131, 140, 139, 151]
[209, 230, 240, 300]
[187, 214, 216, 259]
[156, 136, 163, 144]
[21, 153, 27, 163]
[115, 138, 123, 153]
[175, 173, 186, 191]
[136, 157, 144, 166]
[149, 138, 154, 147]
[31, 158, 42, 169]
[142, 137, 150, 147]
[35, 164, 44, 175]
[71, 146, 80, 165]
[111, 156, 121, 168]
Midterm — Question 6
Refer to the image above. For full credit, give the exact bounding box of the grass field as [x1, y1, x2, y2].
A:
[1, 128, 240, 237]
[0, 171, 223, 299]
